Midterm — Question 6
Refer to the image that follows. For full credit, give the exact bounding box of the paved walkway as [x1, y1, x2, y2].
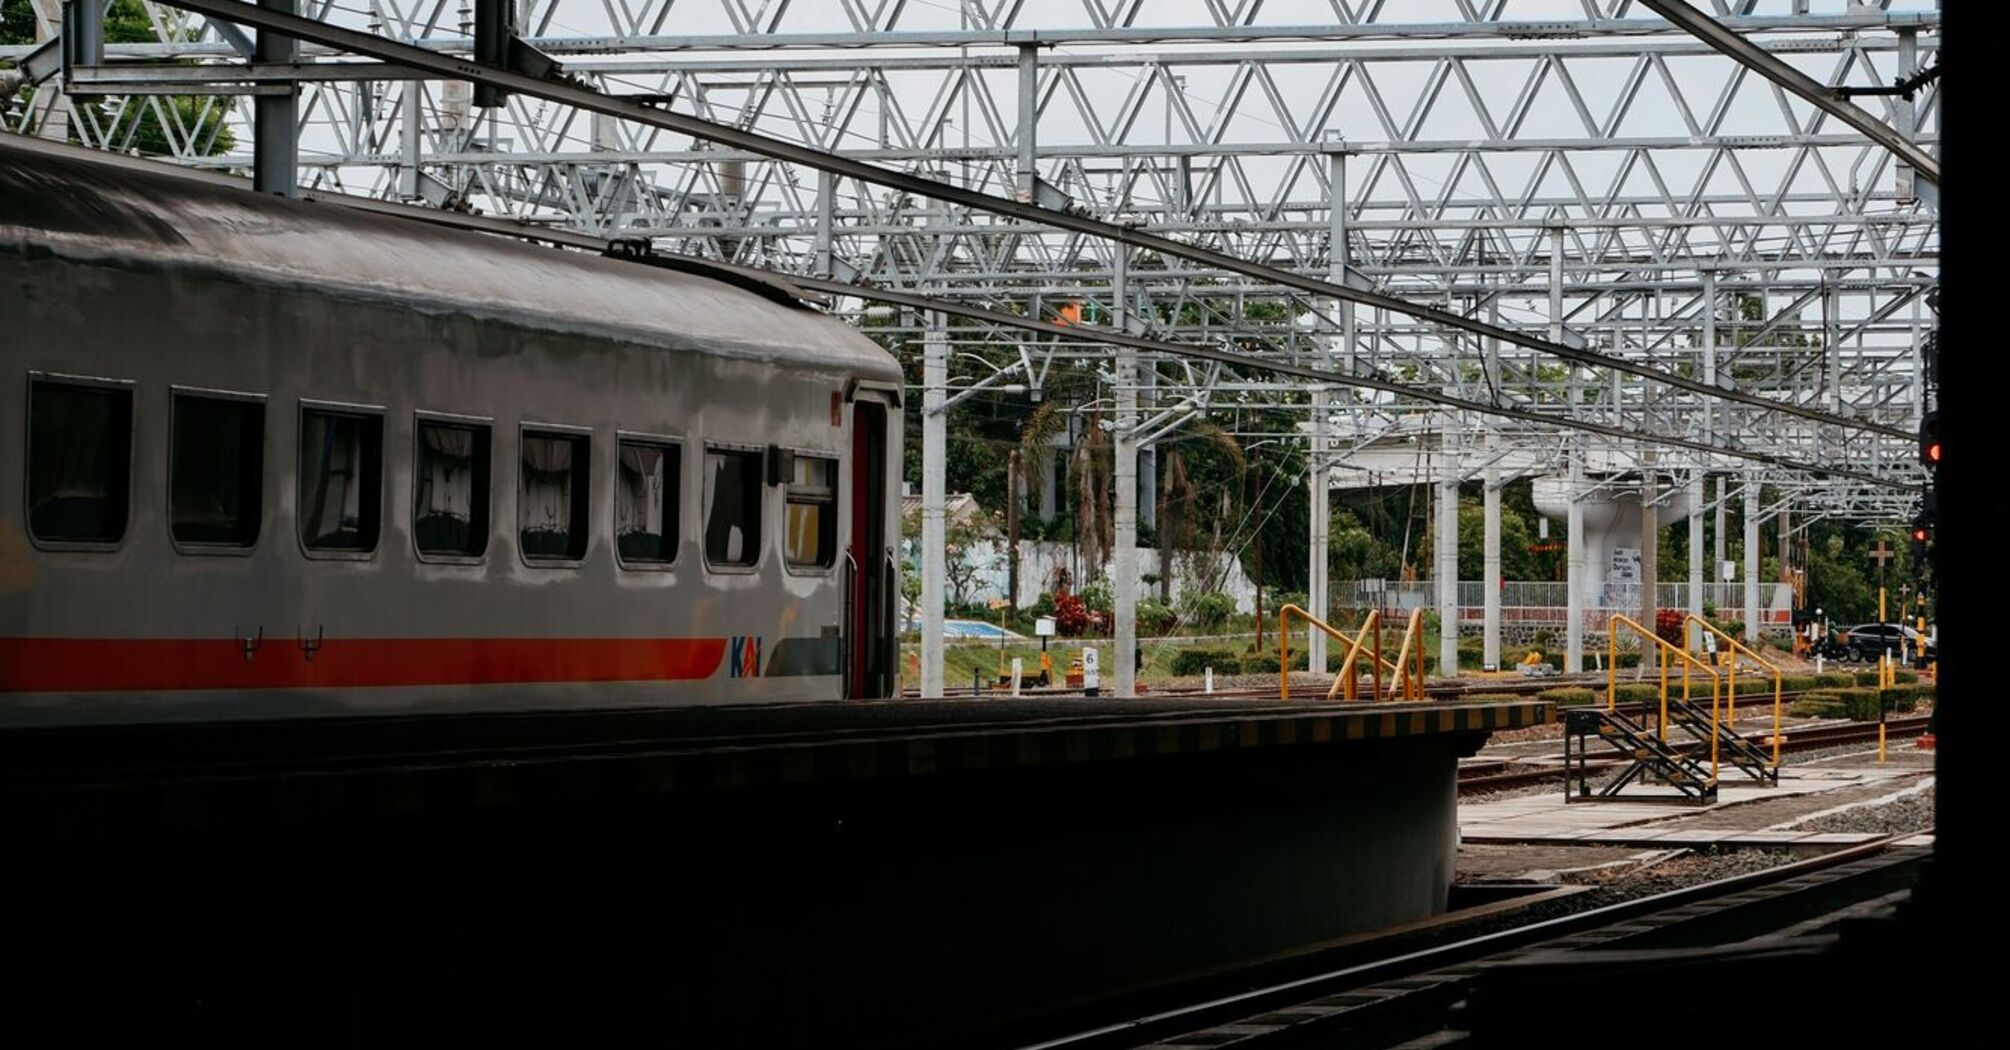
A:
[1459, 765, 1926, 850]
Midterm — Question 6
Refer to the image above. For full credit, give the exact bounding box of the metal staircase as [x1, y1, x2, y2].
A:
[1563, 707, 1719, 804]
[1666, 695, 1779, 785]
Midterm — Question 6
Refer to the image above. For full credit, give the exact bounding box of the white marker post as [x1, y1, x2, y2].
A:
[1082, 647, 1101, 698]
[1204, 667, 1214, 694]
[1010, 658, 1024, 697]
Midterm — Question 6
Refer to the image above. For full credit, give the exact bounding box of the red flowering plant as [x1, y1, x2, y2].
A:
[1053, 591, 1091, 636]
[1654, 608, 1685, 647]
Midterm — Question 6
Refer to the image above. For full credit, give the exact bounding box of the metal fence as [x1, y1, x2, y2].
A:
[1333, 580, 1794, 629]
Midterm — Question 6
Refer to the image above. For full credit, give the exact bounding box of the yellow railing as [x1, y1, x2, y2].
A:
[1684, 614, 1783, 767]
[1278, 605, 1425, 703]
[1609, 614, 1723, 781]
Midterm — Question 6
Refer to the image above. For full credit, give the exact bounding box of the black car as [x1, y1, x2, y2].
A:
[1839, 622, 1936, 664]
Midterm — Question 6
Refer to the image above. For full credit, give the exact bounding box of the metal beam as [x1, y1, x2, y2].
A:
[1634, 0, 1939, 186]
[149, 0, 1911, 444]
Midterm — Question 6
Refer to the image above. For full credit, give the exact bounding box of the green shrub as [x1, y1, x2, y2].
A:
[1466, 692, 1525, 704]
[1180, 591, 1238, 633]
[1831, 686, 1884, 722]
[1791, 695, 1845, 719]
[1537, 687, 1599, 707]
[1780, 674, 1819, 693]
[1245, 653, 1282, 674]
[1851, 670, 1884, 688]
[1814, 672, 1856, 690]
[1891, 669, 1919, 685]
[1610, 683, 1661, 704]
[1136, 599, 1178, 635]
[1169, 648, 1242, 677]
[1877, 682, 1933, 713]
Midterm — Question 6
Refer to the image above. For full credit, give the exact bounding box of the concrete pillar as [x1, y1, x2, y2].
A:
[1688, 472, 1705, 645]
[1743, 477, 1760, 643]
[1308, 394, 1329, 671]
[1713, 476, 1727, 581]
[1437, 470, 1459, 679]
[1139, 366, 1157, 531]
[1482, 474, 1501, 671]
[1480, 296, 1501, 671]
[1639, 469, 1658, 632]
[254, 0, 301, 197]
[920, 313, 948, 698]
[1113, 250, 1138, 699]
[1565, 452, 1585, 673]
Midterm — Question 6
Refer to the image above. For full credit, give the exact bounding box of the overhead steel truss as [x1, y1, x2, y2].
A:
[4, 1, 1940, 689]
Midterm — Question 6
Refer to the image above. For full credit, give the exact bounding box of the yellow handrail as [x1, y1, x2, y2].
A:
[1608, 614, 1723, 782]
[1278, 605, 1422, 703]
[1384, 608, 1426, 702]
[1684, 614, 1783, 767]
[1332, 609, 1391, 700]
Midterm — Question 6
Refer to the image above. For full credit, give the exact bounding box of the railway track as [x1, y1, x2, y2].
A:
[1456, 714, 1932, 795]
[1008, 831, 1928, 1050]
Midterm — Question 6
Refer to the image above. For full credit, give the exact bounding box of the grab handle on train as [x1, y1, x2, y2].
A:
[237, 626, 263, 663]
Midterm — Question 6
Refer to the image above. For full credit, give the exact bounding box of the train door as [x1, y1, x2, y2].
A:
[847, 400, 894, 699]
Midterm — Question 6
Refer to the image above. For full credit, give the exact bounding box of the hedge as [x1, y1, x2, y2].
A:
[1465, 692, 1527, 704]
[1878, 683, 1932, 713]
[1610, 683, 1661, 704]
[1537, 687, 1599, 707]
[1813, 672, 1856, 689]
[1780, 674, 1820, 693]
[1892, 669, 1919, 685]
[1170, 648, 1242, 677]
[1790, 696, 1846, 719]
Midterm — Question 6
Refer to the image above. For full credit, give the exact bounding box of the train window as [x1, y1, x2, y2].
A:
[170, 392, 264, 548]
[520, 429, 590, 561]
[704, 447, 763, 568]
[415, 420, 491, 558]
[785, 454, 837, 569]
[299, 407, 383, 553]
[26, 378, 133, 545]
[616, 439, 680, 566]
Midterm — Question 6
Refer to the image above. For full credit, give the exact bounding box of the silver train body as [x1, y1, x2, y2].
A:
[0, 137, 904, 726]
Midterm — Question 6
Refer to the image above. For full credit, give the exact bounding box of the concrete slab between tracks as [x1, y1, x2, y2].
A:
[1458, 765, 1923, 851]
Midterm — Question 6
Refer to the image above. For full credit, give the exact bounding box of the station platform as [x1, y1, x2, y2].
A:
[5, 694, 1548, 1046]
[3, 694, 1548, 834]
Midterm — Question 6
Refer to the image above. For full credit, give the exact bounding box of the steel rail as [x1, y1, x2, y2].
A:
[150, 0, 1911, 443]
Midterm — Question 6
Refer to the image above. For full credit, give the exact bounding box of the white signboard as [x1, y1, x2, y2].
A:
[1721, 559, 1738, 582]
[1081, 647, 1100, 690]
[1702, 632, 1718, 655]
[1610, 547, 1641, 583]
[1034, 616, 1057, 637]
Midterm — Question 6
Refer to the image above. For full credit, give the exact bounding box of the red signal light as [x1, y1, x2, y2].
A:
[1926, 442, 1941, 464]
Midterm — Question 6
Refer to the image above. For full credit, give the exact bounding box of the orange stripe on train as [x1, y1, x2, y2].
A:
[0, 637, 730, 692]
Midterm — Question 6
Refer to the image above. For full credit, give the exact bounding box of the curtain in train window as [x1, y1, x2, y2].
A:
[170, 394, 264, 547]
[299, 409, 383, 552]
[415, 421, 491, 557]
[704, 448, 763, 567]
[617, 441, 679, 564]
[520, 430, 590, 560]
[785, 454, 837, 569]
[26, 380, 133, 544]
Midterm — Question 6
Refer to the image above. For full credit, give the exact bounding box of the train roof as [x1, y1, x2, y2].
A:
[0, 135, 900, 382]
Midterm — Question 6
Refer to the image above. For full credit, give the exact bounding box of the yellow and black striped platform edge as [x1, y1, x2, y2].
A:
[491, 700, 1555, 804]
[23, 701, 1551, 835]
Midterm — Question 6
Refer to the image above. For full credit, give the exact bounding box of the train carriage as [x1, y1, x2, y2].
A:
[0, 136, 903, 725]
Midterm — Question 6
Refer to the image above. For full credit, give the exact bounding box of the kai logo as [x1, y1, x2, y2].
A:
[729, 635, 763, 678]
